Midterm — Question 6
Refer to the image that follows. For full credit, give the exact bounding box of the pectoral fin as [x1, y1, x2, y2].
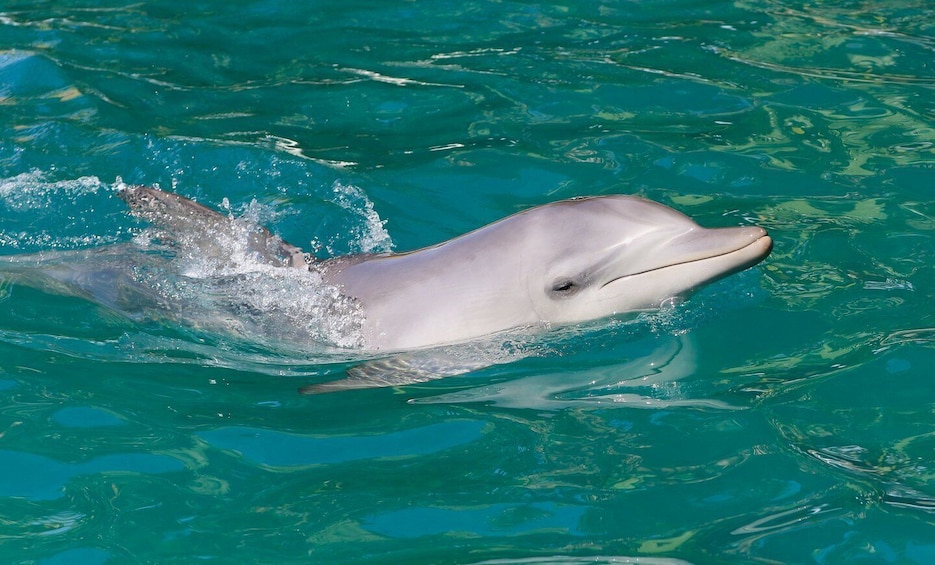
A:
[299, 353, 495, 394]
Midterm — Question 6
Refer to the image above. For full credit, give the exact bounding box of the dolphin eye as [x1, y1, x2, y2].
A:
[550, 278, 580, 298]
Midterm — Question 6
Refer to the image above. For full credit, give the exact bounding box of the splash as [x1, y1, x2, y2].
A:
[1, 184, 369, 355]
[311, 181, 394, 255]
[125, 197, 368, 350]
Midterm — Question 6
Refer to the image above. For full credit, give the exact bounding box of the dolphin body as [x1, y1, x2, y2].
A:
[118, 187, 772, 352]
[3, 187, 772, 391]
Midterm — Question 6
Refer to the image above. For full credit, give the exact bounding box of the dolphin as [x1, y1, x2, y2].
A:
[117, 186, 772, 353]
[2, 186, 771, 391]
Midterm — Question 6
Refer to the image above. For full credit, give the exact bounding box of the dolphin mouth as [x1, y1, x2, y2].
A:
[599, 231, 773, 289]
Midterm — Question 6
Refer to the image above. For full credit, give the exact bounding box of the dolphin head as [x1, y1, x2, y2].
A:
[525, 196, 773, 324]
[322, 193, 772, 351]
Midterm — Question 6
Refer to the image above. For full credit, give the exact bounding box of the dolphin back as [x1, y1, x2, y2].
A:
[119, 186, 308, 269]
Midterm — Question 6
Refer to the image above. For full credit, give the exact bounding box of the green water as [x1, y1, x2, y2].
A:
[1, 0, 934, 562]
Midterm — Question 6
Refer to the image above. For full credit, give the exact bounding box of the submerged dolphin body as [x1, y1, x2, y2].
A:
[119, 187, 772, 353]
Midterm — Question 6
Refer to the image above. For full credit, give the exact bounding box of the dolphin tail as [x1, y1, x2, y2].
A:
[118, 186, 308, 269]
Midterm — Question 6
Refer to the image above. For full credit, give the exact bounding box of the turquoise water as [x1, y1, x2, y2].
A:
[1, 0, 934, 562]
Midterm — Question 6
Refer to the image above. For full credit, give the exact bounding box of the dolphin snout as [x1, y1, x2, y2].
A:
[671, 225, 770, 263]
[738, 225, 773, 253]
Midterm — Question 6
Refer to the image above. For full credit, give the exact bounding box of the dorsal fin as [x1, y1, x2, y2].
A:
[118, 186, 308, 268]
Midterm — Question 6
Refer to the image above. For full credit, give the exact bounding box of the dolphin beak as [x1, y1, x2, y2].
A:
[665, 225, 773, 277]
[601, 225, 773, 289]
[667, 225, 765, 258]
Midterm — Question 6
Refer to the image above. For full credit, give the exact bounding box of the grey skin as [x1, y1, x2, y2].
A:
[118, 187, 772, 352]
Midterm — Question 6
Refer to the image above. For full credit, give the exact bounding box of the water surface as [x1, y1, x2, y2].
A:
[1, 0, 934, 562]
